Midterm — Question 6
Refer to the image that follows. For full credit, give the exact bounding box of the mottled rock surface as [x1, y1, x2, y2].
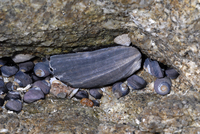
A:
[1, 69, 200, 133]
[1, 0, 200, 90]
[1, 0, 200, 133]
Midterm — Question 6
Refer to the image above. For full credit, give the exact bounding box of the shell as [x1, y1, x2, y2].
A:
[23, 87, 44, 103]
[1, 65, 18, 77]
[127, 74, 147, 90]
[74, 90, 89, 99]
[18, 61, 34, 72]
[4, 91, 21, 100]
[80, 98, 94, 107]
[89, 88, 103, 99]
[165, 68, 179, 79]
[154, 77, 172, 95]
[50, 46, 142, 88]
[14, 71, 32, 87]
[34, 61, 51, 77]
[5, 99, 22, 112]
[33, 80, 51, 94]
[114, 34, 131, 46]
[112, 82, 129, 98]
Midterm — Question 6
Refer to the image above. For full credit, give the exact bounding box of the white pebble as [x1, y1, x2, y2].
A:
[12, 54, 35, 63]
[114, 34, 131, 46]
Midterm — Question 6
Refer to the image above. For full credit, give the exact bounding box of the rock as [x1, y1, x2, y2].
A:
[0, 0, 199, 91]
[50, 46, 141, 88]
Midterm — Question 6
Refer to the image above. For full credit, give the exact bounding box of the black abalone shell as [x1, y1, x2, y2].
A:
[50, 46, 142, 88]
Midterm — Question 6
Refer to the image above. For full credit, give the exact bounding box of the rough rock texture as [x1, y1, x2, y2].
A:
[1, 69, 200, 133]
[128, 0, 200, 91]
[1, 0, 200, 133]
[1, 0, 200, 90]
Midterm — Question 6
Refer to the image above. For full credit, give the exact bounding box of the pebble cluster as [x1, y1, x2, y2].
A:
[0, 34, 180, 113]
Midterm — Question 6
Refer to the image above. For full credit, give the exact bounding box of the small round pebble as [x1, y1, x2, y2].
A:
[165, 68, 179, 79]
[14, 71, 32, 87]
[92, 100, 100, 107]
[34, 62, 51, 77]
[74, 90, 89, 99]
[1, 65, 18, 77]
[33, 80, 51, 94]
[112, 82, 129, 99]
[89, 88, 103, 99]
[5, 99, 22, 112]
[23, 87, 44, 103]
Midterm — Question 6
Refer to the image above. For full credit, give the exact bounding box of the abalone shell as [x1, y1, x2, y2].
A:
[50, 46, 142, 88]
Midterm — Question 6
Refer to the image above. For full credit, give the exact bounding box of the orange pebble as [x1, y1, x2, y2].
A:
[80, 98, 94, 107]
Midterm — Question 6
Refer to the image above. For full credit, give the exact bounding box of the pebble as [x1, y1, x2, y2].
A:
[23, 87, 44, 103]
[5, 99, 22, 112]
[80, 98, 94, 107]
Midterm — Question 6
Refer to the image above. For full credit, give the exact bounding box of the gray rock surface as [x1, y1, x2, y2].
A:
[1, 0, 200, 133]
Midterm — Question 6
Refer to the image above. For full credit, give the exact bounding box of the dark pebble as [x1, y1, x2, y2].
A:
[14, 71, 32, 87]
[74, 90, 89, 99]
[32, 80, 51, 94]
[23, 87, 44, 103]
[165, 68, 179, 79]
[1, 65, 18, 77]
[112, 82, 129, 98]
[4, 91, 21, 100]
[89, 88, 103, 99]
[127, 75, 147, 90]
[0, 98, 4, 106]
[34, 61, 51, 77]
[18, 61, 34, 72]
[5, 99, 22, 112]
